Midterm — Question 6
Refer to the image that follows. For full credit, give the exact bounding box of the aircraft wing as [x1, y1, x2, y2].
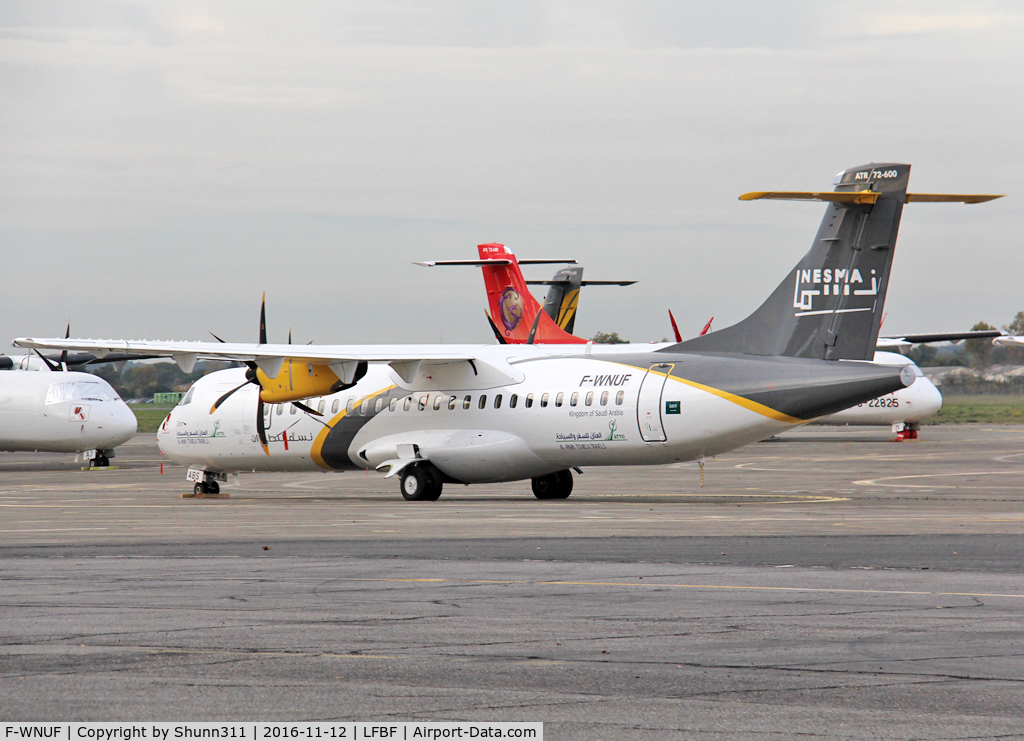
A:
[880, 331, 1003, 344]
[993, 336, 1024, 347]
[12, 337, 524, 390]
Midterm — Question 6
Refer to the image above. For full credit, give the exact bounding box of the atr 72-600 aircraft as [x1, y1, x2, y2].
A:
[428, 247, 948, 438]
[15, 164, 1001, 499]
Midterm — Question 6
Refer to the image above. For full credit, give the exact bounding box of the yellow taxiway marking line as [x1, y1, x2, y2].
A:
[324, 577, 1024, 600]
[854, 471, 1024, 488]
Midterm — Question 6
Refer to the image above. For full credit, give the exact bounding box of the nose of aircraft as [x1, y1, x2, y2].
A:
[918, 377, 943, 419]
[103, 401, 138, 447]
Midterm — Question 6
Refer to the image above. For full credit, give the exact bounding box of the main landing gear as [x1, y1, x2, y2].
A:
[394, 465, 575, 501]
[400, 463, 443, 501]
[532, 469, 573, 500]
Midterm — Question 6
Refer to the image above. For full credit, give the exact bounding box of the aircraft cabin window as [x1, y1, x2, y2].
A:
[318, 400, 326, 415]
[600, 391, 609, 406]
[374, 398, 384, 413]
[540, 393, 548, 408]
[433, 396, 443, 411]
[360, 399, 370, 415]
[418, 396, 427, 411]
[555, 392, 563, 408]
[404, 397, 412, 412]
[494, 394, 502, 409]
[509, 394, 518, 409]
[346, 398, 355, 414]
[463, 395, 472, 410]
[332, 399, 340, 414]
[277, 405, 284, 416]
[389, 397, 398, 412]
[585, 391, 593, 407]
[616, 390, 625, 405]
[478, 395, 487, 409]
[570, 392, 578, 407]
[525, 393, 534, 408]
[290, 404, 298, 415]
[448, 396, 457, 411]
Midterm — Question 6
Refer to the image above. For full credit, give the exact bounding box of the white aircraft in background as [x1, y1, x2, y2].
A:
[0, 355, 137, 465]
[15, 163, 1000, 497]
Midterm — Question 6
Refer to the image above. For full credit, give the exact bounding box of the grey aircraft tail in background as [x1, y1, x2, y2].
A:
[528, 267, 636, 336]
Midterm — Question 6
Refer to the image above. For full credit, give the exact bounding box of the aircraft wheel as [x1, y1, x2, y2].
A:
[207, 480, 220, 495]
[91, 455, 110, 468]
[400, 464, 443, 502]
[532, 470, 573, 500]
[193, 482, 205, 496]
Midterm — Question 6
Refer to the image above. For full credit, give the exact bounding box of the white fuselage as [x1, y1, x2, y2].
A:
[158, 356, 801, 482]
[0, 371, 137, 453]
[816, 352, 941, 426]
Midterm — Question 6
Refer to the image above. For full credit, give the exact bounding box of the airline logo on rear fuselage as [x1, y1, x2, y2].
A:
[793, 267, 878, 312]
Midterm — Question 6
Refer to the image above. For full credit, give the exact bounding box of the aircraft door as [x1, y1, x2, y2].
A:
[637, 363, 673, 442]
[263, 402, 273, 430]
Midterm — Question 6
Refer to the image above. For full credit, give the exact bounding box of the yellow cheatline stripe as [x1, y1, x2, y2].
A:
[310, 385, 397, 469]
[326, 576, 1024, 600]
[615, 362, 804, 424]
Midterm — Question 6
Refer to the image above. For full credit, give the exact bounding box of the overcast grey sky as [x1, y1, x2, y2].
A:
[2, 1, 1021, 348]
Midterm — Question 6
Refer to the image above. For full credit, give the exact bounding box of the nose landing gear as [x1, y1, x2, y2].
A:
[81, 449, 115, 470]
[184, 468, 229, 498]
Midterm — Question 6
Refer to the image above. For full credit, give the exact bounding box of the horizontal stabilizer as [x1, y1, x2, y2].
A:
[416, 259, 576, 267]
[740, 190, 880, 204]
[526, 279, 636, 286]
[415, 259, 512, 267]
[904, 193, 1004, 204]
[741, 191, 1004, 205]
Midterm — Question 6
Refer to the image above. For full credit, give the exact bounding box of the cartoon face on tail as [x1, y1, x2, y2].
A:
[499, 287, 524, 330]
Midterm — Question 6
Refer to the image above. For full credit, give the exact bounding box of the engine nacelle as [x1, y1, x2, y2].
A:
[256, 360, 367, 404]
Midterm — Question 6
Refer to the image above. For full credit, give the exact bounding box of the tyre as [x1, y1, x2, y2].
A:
[533, 470, 573, 500]
[400, 464, 442, 501]
[207, 480, 220, 495]
[193, 482, 205, 496]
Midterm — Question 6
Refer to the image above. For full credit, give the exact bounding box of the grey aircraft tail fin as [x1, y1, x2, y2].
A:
[674, 163, 913, 361]
[528, 267, 585, 335]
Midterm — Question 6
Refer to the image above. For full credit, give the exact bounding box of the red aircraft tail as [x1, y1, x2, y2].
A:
[477, 243, 586, 344]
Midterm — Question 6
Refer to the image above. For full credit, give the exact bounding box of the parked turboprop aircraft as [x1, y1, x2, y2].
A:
[0, 368, 137, 464]
[15, 164, 1001, 498]
[422, 245, 946, 437]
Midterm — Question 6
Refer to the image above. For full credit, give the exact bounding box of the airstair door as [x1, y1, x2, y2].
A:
[637, 363, 673, 442]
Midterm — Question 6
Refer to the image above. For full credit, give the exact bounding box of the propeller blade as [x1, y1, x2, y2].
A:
[60, 321, 70, 369]
[256, 397, 270, 456]
[485, 311, 508, 345]
[259, 293, 267, 345]
[210, 331, 227, 343]
[33, 349, 61, 372]
[210, 380, 250, 414]
[699, 316, 714, 336]
[292, 401, 323, 417]
[288, 327, 292, 344]
[526, 308, 543, 345]
[668, 310, 683, 343]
